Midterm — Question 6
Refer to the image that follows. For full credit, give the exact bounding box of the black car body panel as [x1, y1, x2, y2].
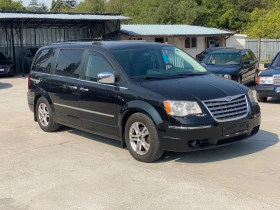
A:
[27, 41, 261, 153]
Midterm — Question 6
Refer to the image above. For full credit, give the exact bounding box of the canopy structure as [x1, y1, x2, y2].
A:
[0, 11, 131, 76]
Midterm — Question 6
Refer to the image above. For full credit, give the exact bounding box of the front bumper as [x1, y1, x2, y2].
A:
[159, 114, 261, 152]
[0, 66, 15, 76]
[256, 85, 280, 97]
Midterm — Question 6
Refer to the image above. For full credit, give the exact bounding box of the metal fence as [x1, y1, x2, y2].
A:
[246, 39, 280, 62]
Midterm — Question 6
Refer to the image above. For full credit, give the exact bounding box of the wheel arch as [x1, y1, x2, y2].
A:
[33, 89, 54, 122]
[119, 100, 166, 147]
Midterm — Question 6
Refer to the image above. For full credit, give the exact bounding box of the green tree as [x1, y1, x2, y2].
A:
[246, 0, 280, 38]
[0, 0, 24, 10]
[28, 0, 49, 11]
[75, 0, 105, 13]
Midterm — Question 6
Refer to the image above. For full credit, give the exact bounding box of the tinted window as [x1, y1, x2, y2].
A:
[248, 50, 257, 61]
[242, 52, 249, 63]
[85, 53, 114, 82]
[33, 48, 55, 73]
[245, 51, 253, 62]
[55, 49, 84, 78]
[111, 46, 207, 79]
[271, 53, 280, 67]
[204, 52, 241, 65]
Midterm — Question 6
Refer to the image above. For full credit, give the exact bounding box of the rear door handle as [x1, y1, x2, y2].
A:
[80, 87, 89, 92]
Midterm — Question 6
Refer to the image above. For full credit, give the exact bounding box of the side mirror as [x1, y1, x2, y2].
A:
[97, 72, 115, 84]
[264, 63, 270, 68]
[243, 60, 250, 65]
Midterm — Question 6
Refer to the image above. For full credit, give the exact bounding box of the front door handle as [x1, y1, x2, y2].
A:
[80, 87, 89, 92]
[69, 85, 78, 90]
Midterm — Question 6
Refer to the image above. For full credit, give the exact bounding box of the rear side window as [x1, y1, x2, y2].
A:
[32, 48, 55, 73]
[249, 50, 257, 61]
[85, 52, 114, 82]
[55, 49, 84, 78]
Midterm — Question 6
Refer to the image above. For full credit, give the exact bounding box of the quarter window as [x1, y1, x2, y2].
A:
[55, 49, 84, 78]
[33, 48, 55, 73]
[85, 53, 114, 82]
[185, 37, 197, 49]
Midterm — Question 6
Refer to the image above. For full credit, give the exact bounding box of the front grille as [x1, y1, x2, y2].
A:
[273, 75, 280, 86]
[203, 94, 249, 122]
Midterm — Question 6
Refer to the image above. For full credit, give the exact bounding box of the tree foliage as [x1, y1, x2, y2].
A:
[28, 0, 48, 11]
[0, 0, 24, 11]
[246, 0, 280, 38]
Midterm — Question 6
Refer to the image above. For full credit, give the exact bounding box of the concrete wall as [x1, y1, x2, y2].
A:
[226, 34, 247, 49]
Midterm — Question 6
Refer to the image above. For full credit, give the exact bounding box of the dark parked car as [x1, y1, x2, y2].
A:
[0, 52, 15, 76]
[256, 52, 280, 102]
[195, 47, 235, 62]
[201, 49, 259, 85]
[24, 48, 39, 72]
[27, 41, 261, 162]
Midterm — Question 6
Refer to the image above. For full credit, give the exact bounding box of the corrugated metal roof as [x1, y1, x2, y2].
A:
[121, 25, 233, 36]
[0, 12, 131, 20]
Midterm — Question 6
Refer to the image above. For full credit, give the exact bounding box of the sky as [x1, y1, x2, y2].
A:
[22, 0, 82, 8]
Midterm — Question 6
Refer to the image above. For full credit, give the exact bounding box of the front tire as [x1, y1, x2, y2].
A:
[36, 97, 60, 132]
[256, 93, 267, 102]
[125, 113, 164, 163]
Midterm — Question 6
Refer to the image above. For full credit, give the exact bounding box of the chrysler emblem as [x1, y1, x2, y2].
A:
[226, 97, 232, 102]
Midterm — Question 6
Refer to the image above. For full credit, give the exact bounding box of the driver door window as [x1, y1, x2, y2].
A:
[85, 52, 114, 82]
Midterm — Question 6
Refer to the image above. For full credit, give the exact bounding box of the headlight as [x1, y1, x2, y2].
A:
[164, 101, 203, 116]
[259, 77, 273, 84]
[215, 74, 231, 79]
[223, 74, 232, 79]
[247, 90, 256, 103]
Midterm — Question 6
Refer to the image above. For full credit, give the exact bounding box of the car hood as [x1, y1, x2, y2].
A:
[260, 67, 280, 76]
[0, 60, 13, 65]
[205, 65, 241, 74]
[136, 74, 248, 101]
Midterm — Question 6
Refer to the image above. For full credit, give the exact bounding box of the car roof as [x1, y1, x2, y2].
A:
[48, 40, 170, 51]
[208, 49, 247, 54]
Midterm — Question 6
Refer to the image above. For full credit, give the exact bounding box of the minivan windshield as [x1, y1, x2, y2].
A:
[111, 46, 208, 79]
[203, 52, 241, 65]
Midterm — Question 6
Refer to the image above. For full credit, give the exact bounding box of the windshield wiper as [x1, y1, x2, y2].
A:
[168, 73, 208, 78]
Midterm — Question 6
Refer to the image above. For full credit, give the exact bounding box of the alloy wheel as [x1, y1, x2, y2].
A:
[38, 103, 50, 127]
[129, 122, 150, 155]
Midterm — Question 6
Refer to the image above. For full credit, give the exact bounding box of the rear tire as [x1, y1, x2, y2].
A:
[125, 113, 164, 163]
[36, 97, 60, 132]
[256, 93, 267, 102]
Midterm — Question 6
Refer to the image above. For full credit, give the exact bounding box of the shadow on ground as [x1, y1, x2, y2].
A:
[61, 126, 121, 148]
[60, 127, 278, 164]
[0, 82, 12, 89]
[157, 129, 279, 163]
[266, 97, 280, 104]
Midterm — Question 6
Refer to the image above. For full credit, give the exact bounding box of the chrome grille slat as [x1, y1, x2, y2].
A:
[211, 106, 247, 115]
[203, 94, 249, 122]
[205, 97, 245, 107]
[273, 75, 280, 86]
[208, 102, 247, 111]
[214, 110, 248, 119]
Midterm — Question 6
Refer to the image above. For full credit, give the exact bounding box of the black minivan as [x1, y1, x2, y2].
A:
[27, 41, 261, 162]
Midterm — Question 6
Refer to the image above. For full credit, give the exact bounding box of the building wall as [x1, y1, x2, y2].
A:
[226, 34, 247, 49]
[120, 35, 205, 58]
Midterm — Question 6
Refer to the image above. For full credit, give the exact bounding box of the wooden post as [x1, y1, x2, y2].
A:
[257, 38, 261, 61]
[178, 37, 186, 51]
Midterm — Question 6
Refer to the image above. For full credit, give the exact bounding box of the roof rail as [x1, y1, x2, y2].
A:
[52, 38, 113, 44]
